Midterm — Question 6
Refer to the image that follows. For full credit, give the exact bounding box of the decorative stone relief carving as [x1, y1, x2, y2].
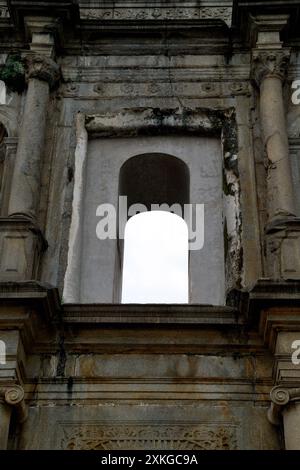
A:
[200, 7, 232, 25]
[59, 422, 238, 450]
[25, 54, 60, 88]
[79, 81, 250, 99]
[64, 83, 79, 97]
[252, 49, 290, 85]
[93, 83, 104, 95]
[81, 7, 197, 20]
[0, 385, 27, 423]
[80, 6, 232, 26]
[268, 386, 300, 425]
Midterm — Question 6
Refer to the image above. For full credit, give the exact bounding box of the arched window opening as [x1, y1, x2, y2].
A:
[118, 153, 190, 304]
[66, 135, 225, 305]
[119, 153, 189, 212]
[121, 211, 189, 303]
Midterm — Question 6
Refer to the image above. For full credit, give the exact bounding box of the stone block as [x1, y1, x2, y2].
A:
[266, 219, 300, 279]
[0, 218, 47, 281]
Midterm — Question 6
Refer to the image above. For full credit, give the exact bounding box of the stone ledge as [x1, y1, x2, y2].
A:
[228, 279, 300, 319]
[0, 281, 61, 323]
[62, 304, 242, 326]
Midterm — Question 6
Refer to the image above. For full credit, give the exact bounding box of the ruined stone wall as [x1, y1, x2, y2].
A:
[0, 0, 300, 450]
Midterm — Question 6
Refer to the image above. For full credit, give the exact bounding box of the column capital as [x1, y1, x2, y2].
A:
[268, 386, 300, 426]
[251, 48, 290, 86]
[0, 385, 27, 423]
[25, 54, 60, 88]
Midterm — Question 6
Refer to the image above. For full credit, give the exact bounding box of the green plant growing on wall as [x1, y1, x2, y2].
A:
[0, 54, 25, 93]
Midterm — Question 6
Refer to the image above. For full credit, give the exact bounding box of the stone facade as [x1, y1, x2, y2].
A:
[0, 0, 300, 450]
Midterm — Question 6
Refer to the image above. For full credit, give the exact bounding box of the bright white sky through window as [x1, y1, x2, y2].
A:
[121, 211, 189, 303]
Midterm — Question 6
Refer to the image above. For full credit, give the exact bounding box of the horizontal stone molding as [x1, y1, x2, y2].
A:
[61, 64, 251, 84]
[229, 278, 300, 316]
[24, 382, 271, 405]
[79, 4, 233, 27]
[62, 304, 242, 326]
[85, 107, 230, 138]
[0, 280, 61, 321]
[61, 80, 252, 100]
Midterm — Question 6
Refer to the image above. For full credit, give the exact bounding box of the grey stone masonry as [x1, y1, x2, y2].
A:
[0, 0, 300, 451]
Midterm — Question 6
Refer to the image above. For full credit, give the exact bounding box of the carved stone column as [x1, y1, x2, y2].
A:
[0, 57, 57, 281]
[268, 386, 300, 450]
[0, 385, 27, 449]
[0, 396, 12, 449]
[252, 48, 296, 223]
[0, 19, 60, 281]
[250, 13, 300, 280]
[7, 54, 59, 219]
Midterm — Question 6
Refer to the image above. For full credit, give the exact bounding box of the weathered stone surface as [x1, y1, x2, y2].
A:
[16, 402, 279, 450]
[7, 77, 50, 219]
[0, 0, 300, 451]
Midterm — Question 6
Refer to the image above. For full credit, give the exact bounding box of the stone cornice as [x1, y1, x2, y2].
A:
[4, 1, 233, 31]
[251, 48, 291, 86]
[261, 308, 300, 353]
[7, 0, 79, 29]
[25, 54, 60, 88]
[233, 1, 300, 43]
[0, 282, 61, 360]
[0, 281, 61, 323]
[228, 278, 300, 315]
[268, 385, 300, 425]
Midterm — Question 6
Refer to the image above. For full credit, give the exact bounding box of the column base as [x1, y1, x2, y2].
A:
[265, 218, 300, 280]
[0, 217, 47, 281]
